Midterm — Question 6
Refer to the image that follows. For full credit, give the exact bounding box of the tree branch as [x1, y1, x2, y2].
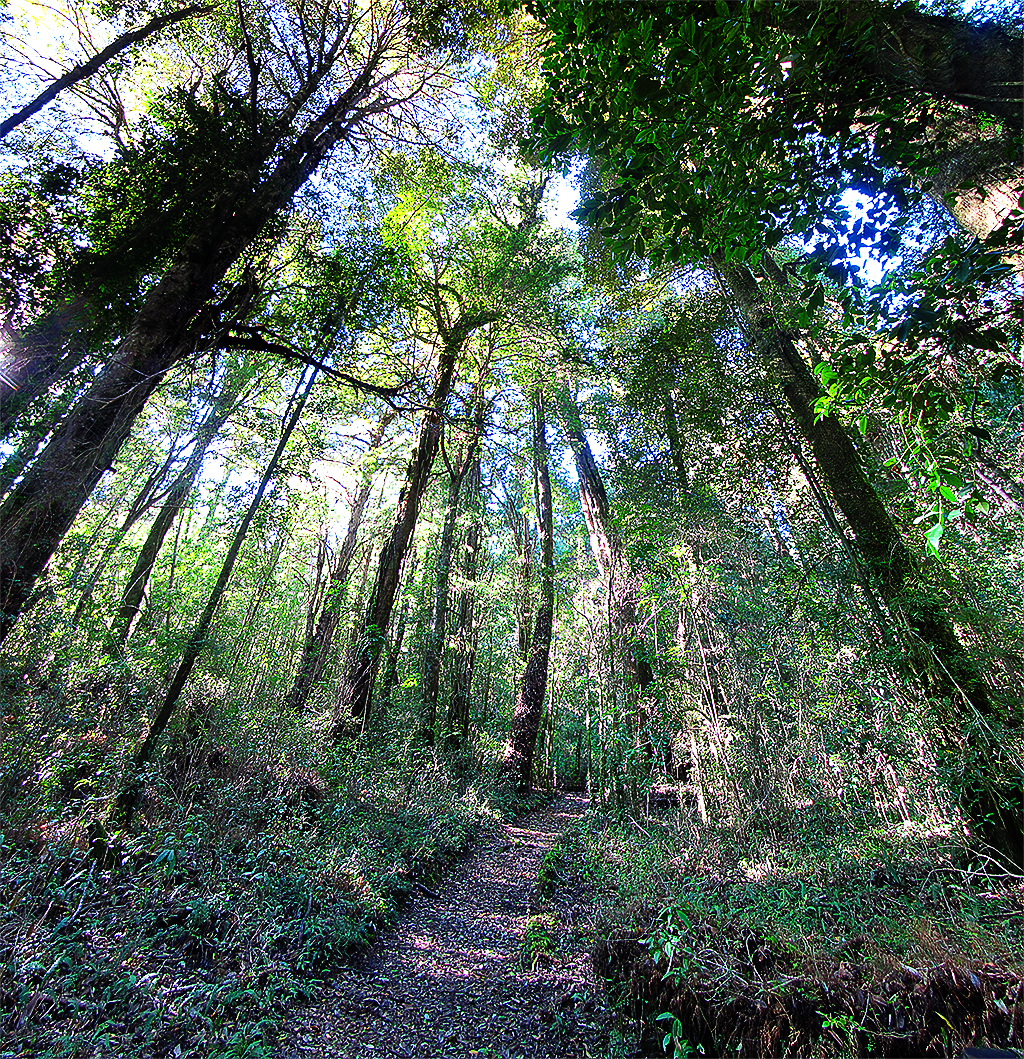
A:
[1, 4, 213, 139]
[220, 335, 408, 403]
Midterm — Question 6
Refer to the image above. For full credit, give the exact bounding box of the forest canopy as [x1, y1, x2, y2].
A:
[1, 0, 1023, 1056]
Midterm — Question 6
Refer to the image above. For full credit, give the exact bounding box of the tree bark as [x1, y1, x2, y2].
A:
[717, 259, 958, 668]
[116, 368, 316, 821]
[0, 304, 93, 441]
[662, 387, 690, 494]
[65, 429, 190, 627]
[913, 118, 1024, 245]
[768, 400, 895, 645]
[502, 389, 555, 795]
[975, 453, 1024, 510]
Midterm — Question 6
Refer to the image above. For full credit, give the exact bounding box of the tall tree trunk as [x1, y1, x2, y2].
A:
[975, 453, 1024, 511]
[715, 255, 1023, 864]
[502, 389, 555, 795]
[109, 367, 251, 647]
[502, 480, 534, 664]
[558, 387, 652, 694]
[914, 118, 1024, 246]
[660, 367, 747, 783]
[232, 529, 287, 682]
[286, 414, 392, 712]
[446, 455, 483, 742]
[378, 548, 417, 714]
[857, 6, 1023, 137]
[334, 311, 497, 730]
[64, 439, 186, 628]
[421, 424, 482, 740]
[198, 459, 233, 540]
[717, 258, 975, 695]
[0, 58, 383, 643]
[116, 368, 317, 821]
[779, 4, 1024, 136]
[769, 401, 895, 645]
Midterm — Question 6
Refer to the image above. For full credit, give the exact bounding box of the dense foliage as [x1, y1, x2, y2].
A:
[1, 0, 1022, 1055]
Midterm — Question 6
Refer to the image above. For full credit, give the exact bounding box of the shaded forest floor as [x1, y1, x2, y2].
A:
[560, 807, 1024, 1059]
[1, 726, 509, 1059]
[2, 699, 1023, 1059]
[279, 793, 629, 1059]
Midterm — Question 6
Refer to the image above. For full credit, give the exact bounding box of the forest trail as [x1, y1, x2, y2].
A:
[278, 793, 624, 1059]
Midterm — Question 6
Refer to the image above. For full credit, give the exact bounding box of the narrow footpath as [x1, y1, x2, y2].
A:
[277, 793, 630, 1058]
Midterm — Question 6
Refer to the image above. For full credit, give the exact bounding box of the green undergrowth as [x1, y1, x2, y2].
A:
[0, 693, 504, 1059]
[553, 797, 1024, 1057]
[489, 783, 559, 822]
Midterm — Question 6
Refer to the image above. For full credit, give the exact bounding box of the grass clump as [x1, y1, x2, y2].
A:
[536, 846, 565, 898]
[522, 913, 558, 970]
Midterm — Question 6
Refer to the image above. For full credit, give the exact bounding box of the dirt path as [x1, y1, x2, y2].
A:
[277, 793, 629, 1059]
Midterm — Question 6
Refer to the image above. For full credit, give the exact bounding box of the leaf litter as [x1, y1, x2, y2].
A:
[278, 793, 630, 1059]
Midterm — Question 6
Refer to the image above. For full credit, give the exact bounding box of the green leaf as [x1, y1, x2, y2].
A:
[924, 523, 943, 556]
[993, 363, 1018, 386]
